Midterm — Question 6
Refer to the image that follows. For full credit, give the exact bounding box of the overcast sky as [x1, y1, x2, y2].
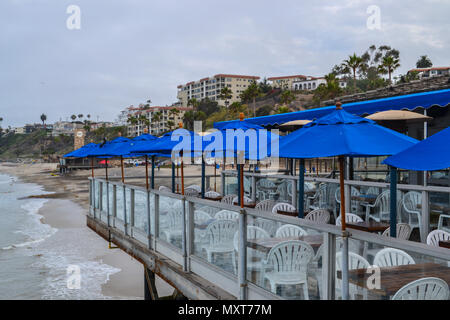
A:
[1, 0, 449, 127]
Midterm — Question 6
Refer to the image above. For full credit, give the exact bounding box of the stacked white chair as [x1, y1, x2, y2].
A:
[221, 194, 236, 205]
[255, 199, 276, 212]
[202, 220, 237, 265]
[305, 209, 330, 224]
[336, 252, 370, 300]
[275, 224, 308, 238]
[402, 191, 423, 238]
[214, 210, 239, 221]
[392, 277, 449, 300]
[426, 229, 450, 247]
[261, 240, 315, 299]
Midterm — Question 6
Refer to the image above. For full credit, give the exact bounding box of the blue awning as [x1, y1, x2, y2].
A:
[214, 89, 450, 129]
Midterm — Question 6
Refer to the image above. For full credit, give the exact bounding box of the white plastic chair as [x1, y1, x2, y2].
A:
[305, 209, 330, 224]
[196, 205, 220, 216]
[160, 210, 183, 243]
[232, 226, 270, 275]
[335, 213, 363, 226]
[232, 195, 253, 205]
[251, 218, 277, 237]
[364, 190, 403, 223]
[335, 186, 362, 216]
[438, 214, 450, 233]
[184, 187, 199, 197]
[402, 191, 423, 237]
[426, 229, 450, 247]
[255, 199, 276, 212]
[257, 179, 276, 201]
[382, 223, 412, 240]
[204, 190, 221, 198]
[308, 183, 327, 211]
[159, 185, 172, 192]
[272, 202, 296, 215]
[336, 252, 370, 300]
[202, 219, 238, 264]
[193, 210, 213, 249]
[221, 194, 236, 205]
[275, 224, 308, 238]
[261, 240, 315, 299]
[373, 248, 415, 267]
[214, 210, 239, 221]
[391, 277, 449, 300]
[187, 185, 201, 193]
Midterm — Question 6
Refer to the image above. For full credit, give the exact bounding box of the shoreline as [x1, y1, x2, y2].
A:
[0, 162, 148, 299]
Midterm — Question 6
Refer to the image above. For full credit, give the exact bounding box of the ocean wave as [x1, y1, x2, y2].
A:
[1, 199, 58, 251]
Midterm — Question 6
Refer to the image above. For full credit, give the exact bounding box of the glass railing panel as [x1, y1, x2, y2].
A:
[94, 180, 100, 209]
[115, 186, 124, 221]
[339, 237, 450, 300]
[134, 190, 148, 233]
[245, 215, 326, 300]
[158, 194, 184, 249]
[192, 201, 238, 275]
[125, 187, 132, 225]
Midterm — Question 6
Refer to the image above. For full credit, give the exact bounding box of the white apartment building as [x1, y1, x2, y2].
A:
[126, 106, 192, 137]
[52, 121, 83, 136]
[407, 67, 450, 79]
[268, 75, 308, 90]
[177, 74, 260, 107]
[293, 76, 347, 91]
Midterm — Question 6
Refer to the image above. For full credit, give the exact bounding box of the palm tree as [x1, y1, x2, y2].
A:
[280, 90, 295, 106]
[152, 111, 163, 132]
[40, 114, 47, 128]
[71, 114, 77, 122]
[416, 55, 433, 68]
[127, 115, 138, 126]
[138, 114, 150, 133]
[169, 108, 180, 121]
[188, 98, 200, 110]
[240, 81, 260, 117]
[342, 53, 364, 91]
[379, 56, 401, 83]
[218, 87, 233, 108]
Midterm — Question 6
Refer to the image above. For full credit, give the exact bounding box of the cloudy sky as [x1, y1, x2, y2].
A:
[1, 0, 449, 127]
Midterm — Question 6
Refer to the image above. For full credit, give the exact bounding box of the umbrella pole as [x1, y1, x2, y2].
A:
[214, 162, 217, 192]
[91, 158, 94, 178]
[339, 156, 346, 230]
[339, 155, 350, 300]
[389, 166, 398, 237]
[151, 155, 155, 189]
[181, 160, 185, 196]
[145, 155, 149, 190]
[120, 156, 125, 184]
[201, 157, 205, 199]
[298, 159, 305, 218]
[105, 160, 108, 180]
[176, 165, 179, 193]
[237, 163, 241, 207]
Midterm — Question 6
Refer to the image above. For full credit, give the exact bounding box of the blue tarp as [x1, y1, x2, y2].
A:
[279, 108, 418, 158]
[215, 89, 450, 129]
[383, 126, 450, 171]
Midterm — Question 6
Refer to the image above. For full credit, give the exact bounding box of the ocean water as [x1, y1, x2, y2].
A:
[0, 173, 122, 299]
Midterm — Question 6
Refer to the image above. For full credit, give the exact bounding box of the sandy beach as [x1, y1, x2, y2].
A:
[0, 162, 196, 299]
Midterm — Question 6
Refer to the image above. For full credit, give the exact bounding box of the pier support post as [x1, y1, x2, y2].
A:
[144, 267, 159, 300]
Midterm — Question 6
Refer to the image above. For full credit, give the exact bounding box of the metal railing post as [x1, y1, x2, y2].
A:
[154, 194, 159, 249]
[146, 190, 152, 249]
[341, 231, 350, 300]
[421, 190, 429, 243]
[112, 184, 117, 227]
[221, 171, 226, 195]
[322, 232, 336, 300]
[238, 208, 247, 300]
[182, 197, 188, 272]
[106, 181, 110, 227]
[99, 181, 103, 221]
[187, 200, 195, 272]
[130, 188, 135, 237]
[123, 185, 127, 236]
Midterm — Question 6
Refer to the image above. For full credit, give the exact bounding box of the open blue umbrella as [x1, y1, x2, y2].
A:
[383, 126, 450, 171]
[63, 142, 99, 158]
[279, 103, 418, 232]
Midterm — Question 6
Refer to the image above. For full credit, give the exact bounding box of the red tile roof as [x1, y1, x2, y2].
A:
[408, 67, 450, 73]
[268, 75, 307, 81]
[214, 74, 260, 80]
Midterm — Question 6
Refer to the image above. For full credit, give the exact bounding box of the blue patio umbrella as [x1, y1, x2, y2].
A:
[383, 126, 450, 171]
[279, 103, 418, 231]
[63, 142, 99, 158]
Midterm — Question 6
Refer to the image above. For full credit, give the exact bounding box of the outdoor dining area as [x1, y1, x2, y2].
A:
[66, 101, 450, 300]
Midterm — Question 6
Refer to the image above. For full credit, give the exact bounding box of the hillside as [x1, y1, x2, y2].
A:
[0, 126, 127, 161]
